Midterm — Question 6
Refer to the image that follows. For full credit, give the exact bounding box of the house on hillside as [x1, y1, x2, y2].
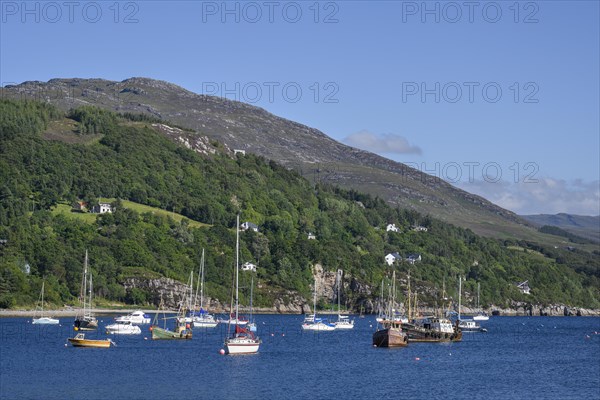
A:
[386, 223, 400, 232]
[412, 225, 428, 232]
[240, 221, 259, 232]
[516, 280, 531, 295]
[91, 203, 113, 214]
[307, 232, 317, 240]
[406, 253, 422, 264]
[242, 262, 257, 272]
[72, 201, 88, 212]
[234, 149, 246, 156]
[385, 252, 402, 266]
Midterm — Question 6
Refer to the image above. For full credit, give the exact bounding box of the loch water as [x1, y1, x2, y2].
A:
[1, 315, 598, 400]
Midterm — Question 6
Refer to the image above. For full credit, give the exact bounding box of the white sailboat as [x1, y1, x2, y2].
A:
[473, 282, 490, 321]
[192, 249, 218, 328]
[302, 275, 335, 332]
[32, 281, 59, 325]
[333, 270, 354, 330]
[224, 215, 260, 355]
[74, 250, 98, 331]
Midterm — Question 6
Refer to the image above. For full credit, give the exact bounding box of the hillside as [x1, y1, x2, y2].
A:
[2, 78, 548, 242]
[522, 214, 600, 243]
[0, 99, 598, 312]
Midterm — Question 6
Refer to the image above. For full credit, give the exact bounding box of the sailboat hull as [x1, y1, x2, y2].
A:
[193, 320, 218, 328]
[150, 326, 193, 340]
[302, 322, 336, 331]
[372, 327, 408, 347]
[225, 337, 260, 354]
[32, 317, 60, 325]
[74, 318, 98, 331]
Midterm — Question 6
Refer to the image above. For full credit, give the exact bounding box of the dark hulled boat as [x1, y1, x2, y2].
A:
[373, 322, 408, 347]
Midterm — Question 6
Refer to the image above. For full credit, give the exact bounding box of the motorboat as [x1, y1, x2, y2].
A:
[333, 315, 354, 330]
[105, 320, 142, 335]
[459, 319, 487, 332]
[68, 333, 113, 348]
[115, 310, 151, 324]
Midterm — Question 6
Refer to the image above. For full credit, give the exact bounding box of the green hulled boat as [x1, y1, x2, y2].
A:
[150, 322, 192, 340]
[150, 295, 192, 340]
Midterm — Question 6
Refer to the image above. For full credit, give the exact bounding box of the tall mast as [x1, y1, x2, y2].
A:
[88, 270, 93, 316]
[458, 276, 462, 321]
[391, 270, 396, 322]
[199, 249, 205, 311]
[41, 281, 44, 315]
[407, 270, 412, 320]
[235, 214, 240, 324]
[477, 282, 480, 309]
[83, 250, 88, 314]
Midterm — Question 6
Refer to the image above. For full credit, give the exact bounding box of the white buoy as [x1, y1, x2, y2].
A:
[219, 349, 225, 355]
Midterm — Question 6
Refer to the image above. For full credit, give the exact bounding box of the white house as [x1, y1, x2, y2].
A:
[386, 223, 400, 232]
[234, 149, 246, 156]
[242, 262, 257, 272]
[406, 253, 422, 264]
[412, 225, 428, 232]
[385, 252, 402, 266]
[307, 232, 317, 240]
[516, 280, 530, 295]
[240, 221, 259, 232]
[91, 202, 113, 214]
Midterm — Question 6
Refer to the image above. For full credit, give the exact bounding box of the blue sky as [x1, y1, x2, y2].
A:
[1, 1, 598, 215]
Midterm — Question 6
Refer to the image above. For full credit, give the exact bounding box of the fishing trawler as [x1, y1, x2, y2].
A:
[372, 271, 408, 347]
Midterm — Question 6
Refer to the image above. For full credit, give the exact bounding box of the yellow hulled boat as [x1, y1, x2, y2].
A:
[68, 333, 113, 348]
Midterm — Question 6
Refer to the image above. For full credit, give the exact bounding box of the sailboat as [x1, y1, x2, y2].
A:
[247, 272, 257, 333]
[150, 295, 193, 340]
[458, 277, 487, 332]
[302, 274, 335, 332]
[473, 282, 490, 321]
[74, 250, 98, 331]
[333, 270, 354, 330]
[373, 271, 408, 347]
[32, 281, 59, 325]
[224, 214, 261, 355]
[192, 249, 218, 328]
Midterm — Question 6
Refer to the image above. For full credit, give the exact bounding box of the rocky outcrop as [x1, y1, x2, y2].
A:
[487, 302, 600, 316]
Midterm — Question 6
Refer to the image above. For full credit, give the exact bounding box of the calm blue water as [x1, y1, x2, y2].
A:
[1, 315, 599, 400]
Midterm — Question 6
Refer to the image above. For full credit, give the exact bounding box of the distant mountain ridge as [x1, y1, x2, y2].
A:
[3, 77, 539, 239]
[521, 214, 600, 243]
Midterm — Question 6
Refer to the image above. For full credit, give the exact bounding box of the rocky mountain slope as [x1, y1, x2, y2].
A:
[521, 213, 600, 243]
[2, 78, 541, 239]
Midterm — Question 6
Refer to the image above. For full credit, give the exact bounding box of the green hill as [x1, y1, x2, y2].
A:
[0, 99, 598, 310]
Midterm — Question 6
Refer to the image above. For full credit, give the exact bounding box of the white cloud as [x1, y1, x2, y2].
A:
[456, 178, 600, 215]
[343, 130, 422, 155]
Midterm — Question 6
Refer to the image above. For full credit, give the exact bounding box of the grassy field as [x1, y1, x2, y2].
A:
[51, 200, 209, 228]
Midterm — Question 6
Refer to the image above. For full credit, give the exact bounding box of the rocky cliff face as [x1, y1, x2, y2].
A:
[121, 276, 600, 316]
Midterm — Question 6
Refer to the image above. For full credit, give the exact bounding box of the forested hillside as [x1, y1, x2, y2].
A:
[0, 100, 598, 310]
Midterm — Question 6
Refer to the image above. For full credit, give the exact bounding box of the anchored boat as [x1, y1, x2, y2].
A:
[68, 333, 113, 348]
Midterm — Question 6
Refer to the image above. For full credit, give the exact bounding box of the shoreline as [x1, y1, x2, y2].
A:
[2, 307, 600, 318]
